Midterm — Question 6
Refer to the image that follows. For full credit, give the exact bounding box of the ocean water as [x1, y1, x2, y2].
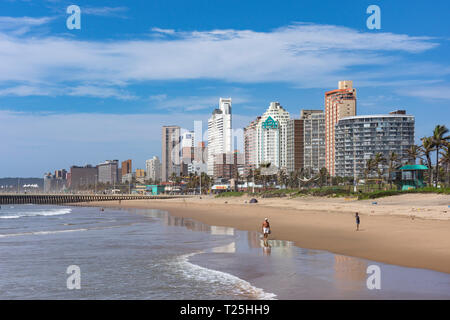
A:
[0, 204, 449, 299]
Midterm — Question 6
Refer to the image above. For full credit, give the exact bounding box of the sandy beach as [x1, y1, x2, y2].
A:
[77, 193, 450, 274]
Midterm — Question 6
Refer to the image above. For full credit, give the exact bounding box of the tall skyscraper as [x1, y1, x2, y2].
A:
[207, 98, 232, 176]
[325, 81, 357, 176]
[256, 102, 291, 170]
[146, 156, 161, 182]
[301, 109, 326, 174]
[335, 111, 415, 178]
[161, 126, 181, 182]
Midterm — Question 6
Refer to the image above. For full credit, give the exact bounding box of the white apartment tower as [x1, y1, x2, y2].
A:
[146, 156, 161, 182]
[256, 102, 291, 170]
[207, 98, 232, 176]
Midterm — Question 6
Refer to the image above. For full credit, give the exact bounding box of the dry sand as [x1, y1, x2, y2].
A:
[76, 193, 450, 274]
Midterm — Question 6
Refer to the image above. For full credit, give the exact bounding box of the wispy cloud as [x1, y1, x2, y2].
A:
[0, 84, 137, 100]
[151, 95, 250, 112]
[397, 85, 450, 100]
[82, 6, 128, 18]
[0, 23, 440, 89]
[0, 16, 54, 35]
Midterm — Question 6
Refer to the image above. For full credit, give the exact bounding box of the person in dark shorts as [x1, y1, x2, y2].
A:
[355, 212, 360, 231]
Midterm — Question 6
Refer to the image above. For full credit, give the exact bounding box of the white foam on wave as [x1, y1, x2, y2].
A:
[0, 228, 89, 238]
[0, 208, 72, 219]
[175, 252, 277, 300]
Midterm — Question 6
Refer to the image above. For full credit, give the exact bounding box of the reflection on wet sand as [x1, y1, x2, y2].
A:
[212, 242, 236, 253]
[333, 255, 368, 291]
[143, 209, 235, 235]
[262, 240, 271, 256]
[210, 226, 234, 236]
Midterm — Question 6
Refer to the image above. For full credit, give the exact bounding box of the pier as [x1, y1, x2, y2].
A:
[0, 194, 188, 205]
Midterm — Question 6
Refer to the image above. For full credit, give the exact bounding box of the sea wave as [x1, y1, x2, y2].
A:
[0, 208, 72, 219]
[0, 228, 89, 238]
[175, 252, 277, 300]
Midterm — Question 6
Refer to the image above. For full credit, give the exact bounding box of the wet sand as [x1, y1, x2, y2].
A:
[76, 194, 450, 274]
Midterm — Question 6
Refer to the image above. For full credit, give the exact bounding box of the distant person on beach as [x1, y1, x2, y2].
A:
[262, 218, 270, 239]
[355, 212, 360, 231]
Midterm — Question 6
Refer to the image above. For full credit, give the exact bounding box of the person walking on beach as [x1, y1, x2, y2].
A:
[355, 212, 360, 231]
[262, 218, 271, 240]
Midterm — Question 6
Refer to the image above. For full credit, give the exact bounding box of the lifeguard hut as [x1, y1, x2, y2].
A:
[396, 165, 428, 190]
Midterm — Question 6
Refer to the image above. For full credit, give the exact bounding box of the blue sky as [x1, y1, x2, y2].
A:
[1, 0, 449, 177]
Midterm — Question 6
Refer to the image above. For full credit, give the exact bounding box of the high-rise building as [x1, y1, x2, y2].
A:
[69, 165, 98, 189]
[180, 131, 195, 176]
[325, 81, 357, 176]
[244, 117, 261, 176]
[213, 151, 244, 180]
[256, 102, 291, 171]
[54, 169, 67, 180]
[334, 111, 415, 178]
[161, 125, 181, 181]
[97, 160, 119, 184]
[146, 156, 161, 182]
[121, 160, 132, 177]
[207, 98, 232, 176]
[286, 119, 304, 173]
[301, 109, 326, 174]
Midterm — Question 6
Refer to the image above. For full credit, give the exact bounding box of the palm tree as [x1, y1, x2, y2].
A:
[373, 153, 386, 189]
[406, 144, 422, 165]
[439, 143, 450, 187]
[317, 167, 328, 187]
[431, 125, 450, 186]
[259, 162, 271, 190]
[364, 158, 376, 192]
[277, 169, 287, 189]
[233, 169, 240, 191]
[421, 137, 434, 186]
[387, 151, 399, 189]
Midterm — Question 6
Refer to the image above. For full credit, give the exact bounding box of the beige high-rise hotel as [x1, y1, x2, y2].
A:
[325, 81, 357, 176]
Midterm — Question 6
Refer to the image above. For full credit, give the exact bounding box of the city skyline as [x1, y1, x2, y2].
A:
[1, 0, 450, 177]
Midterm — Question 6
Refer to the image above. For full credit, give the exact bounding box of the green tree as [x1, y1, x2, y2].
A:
[406, 144, 422, 165]
[364, 158, 376, 192]
[387, 151, 399, 189]
[421, 137, 434, 186]
[431, 125, 450, 186]
[373, 153, 386, 190]
[439, 143, 450, 187]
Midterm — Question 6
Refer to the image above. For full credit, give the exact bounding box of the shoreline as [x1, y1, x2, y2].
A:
[72, 194, 450, 274]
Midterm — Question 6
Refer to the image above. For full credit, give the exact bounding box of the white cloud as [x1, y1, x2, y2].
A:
[0, 84, 137, 100]
[152, 95, 250, 111]
[397, 86, 450, 100]
[82, 6, 128, 17]
[0, 16, 54, 35]
[0, 22, 441, 93]
[151, 27, 176, 35]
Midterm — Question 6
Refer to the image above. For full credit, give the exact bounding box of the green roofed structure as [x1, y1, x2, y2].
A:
[396, 164, 428, 190]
